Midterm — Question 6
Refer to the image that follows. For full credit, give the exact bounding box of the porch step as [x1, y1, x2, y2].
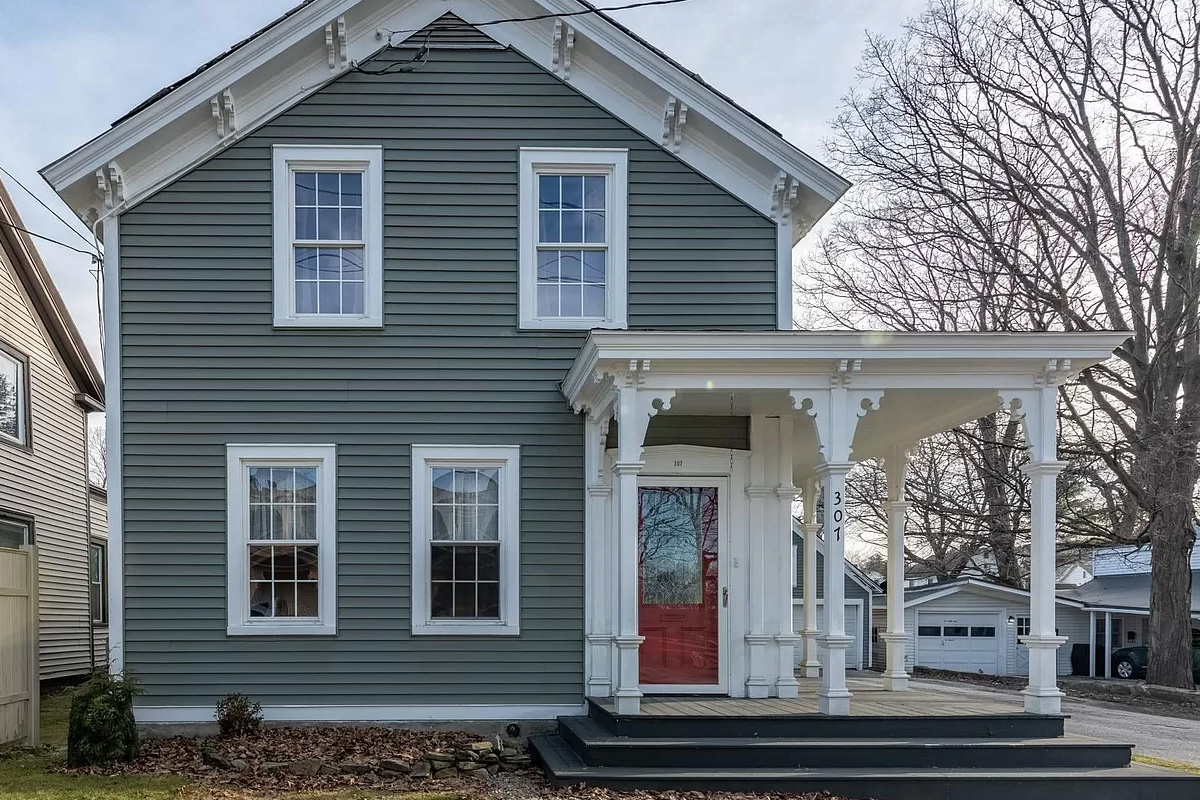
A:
[531, 733, 1200, 800]
[587, 698, 1066, 739]
[559, 715, 1131, 769]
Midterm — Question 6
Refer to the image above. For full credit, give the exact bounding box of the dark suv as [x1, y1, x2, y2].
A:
[1111, 639, 1200, 682]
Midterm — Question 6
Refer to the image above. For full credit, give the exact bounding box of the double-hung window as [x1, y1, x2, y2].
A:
[226, 444, 337, 635]
[272, 145, 383, 328]
[0, 343, 29, 447]
[411, 445, 520, 635]
[89, 542, 107, 625]
[519, 148, 628, 330]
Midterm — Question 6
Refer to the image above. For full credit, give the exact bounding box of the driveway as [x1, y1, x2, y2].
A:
[912, 678, 1200, 767]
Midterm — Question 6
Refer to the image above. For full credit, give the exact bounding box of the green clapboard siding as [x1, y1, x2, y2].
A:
[118, 27, 777, 707]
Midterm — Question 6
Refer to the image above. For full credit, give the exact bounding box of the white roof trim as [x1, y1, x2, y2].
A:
[903, 579, 1086, 610]
[42, 0, 849, 232]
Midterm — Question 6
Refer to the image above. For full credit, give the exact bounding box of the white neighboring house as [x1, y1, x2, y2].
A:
[873, 579, 1091, 677]
[0, 177, 108, 682]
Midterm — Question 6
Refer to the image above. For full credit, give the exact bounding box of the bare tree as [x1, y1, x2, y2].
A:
[88, 426, 106, 489]
[803, 0, 1200, 687]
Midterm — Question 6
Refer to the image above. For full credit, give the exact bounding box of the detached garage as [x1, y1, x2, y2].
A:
[881, 578, 1092, 677]
[915, 612, 1002, 674]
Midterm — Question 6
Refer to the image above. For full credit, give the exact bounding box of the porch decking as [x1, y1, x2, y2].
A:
[594, 675, 1021, 718]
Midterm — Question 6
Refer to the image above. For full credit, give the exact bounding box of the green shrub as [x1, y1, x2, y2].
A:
[66, 671, 141, 767]
[214, 693, 262, 737]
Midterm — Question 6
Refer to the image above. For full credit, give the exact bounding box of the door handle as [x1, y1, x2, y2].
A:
[722, 587, 729, 608]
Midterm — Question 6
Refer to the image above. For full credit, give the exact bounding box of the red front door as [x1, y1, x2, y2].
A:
[638, 486, 720, 686]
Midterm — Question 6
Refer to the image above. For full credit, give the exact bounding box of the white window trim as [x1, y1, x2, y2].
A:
[226, 443, 338, 636]
[0, 345, 28, 447]
[518, 147, 628, 331]
[411, 444, 520, 636]
[90, 541, 107, 626]
[272, 145, 384, 328]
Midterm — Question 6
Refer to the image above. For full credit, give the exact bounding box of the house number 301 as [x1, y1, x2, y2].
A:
[832, 489, 843, 542]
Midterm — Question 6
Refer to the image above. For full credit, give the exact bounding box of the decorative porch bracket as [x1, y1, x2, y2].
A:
[879, 445, 912, 691]
[1001, 386, 1068, 715]
[791, 380, 883, 715]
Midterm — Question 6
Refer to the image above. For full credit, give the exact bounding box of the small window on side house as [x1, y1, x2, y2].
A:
[90, 542, 107, 625]
[518, 148, 628, 330]
[0, 512, 32, 549]
[226, 444, 337, 635]
[0, 344, 29, 447]
[411, 445, 520, 635]
[1016, 616, 1031, 638]
[272, 145, 383, 328]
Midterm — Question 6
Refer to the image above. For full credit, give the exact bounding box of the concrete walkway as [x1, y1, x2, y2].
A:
[911, 678, 1200, 768]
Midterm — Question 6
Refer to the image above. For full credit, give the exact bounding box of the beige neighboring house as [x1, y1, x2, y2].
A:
[0, 177, 106, 682]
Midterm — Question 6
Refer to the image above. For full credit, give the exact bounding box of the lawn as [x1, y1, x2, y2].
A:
[0, 690, 464, 800]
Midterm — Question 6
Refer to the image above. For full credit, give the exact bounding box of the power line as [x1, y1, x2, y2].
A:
[379, 0, 693, 43]
[0, 218, 101, 259]
[0, 164, 98, 253]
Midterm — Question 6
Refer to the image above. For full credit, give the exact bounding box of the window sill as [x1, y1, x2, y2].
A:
[228, 621, 337, 636]
[273, 316, 383, 330]
[518, 317, 626, 331]
[412, 620, 520, 636]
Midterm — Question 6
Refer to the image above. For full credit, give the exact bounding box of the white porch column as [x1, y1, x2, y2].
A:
[611, 381, 676, 715]
[880, 446, 911, 691]
[775, 414, 801, 698]
[745, 416, 773, 698]
[816, 461, 855, 715]
[584, 410, 614, 697]
[1088, 610, 1097, 678]
[1006, 386, 1067, 715]
[1104, 611, 1113, 679]
[798, 477, 822, 679]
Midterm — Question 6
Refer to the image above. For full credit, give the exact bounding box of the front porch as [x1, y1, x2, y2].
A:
[561, 331, 1128, 717]
[595, 674, 1024, 718]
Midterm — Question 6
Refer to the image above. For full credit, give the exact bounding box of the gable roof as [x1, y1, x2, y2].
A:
[791, 518, 882, 596]
[42, 0, 849, 235]
[1061, 571, 1200, 616]
[0, 179, 104, 407]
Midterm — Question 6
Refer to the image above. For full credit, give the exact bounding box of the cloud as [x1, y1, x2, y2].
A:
[0, 0, 923, 366]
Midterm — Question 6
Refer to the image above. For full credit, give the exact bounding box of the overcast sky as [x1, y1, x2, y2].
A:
[0, 0, 925, 364]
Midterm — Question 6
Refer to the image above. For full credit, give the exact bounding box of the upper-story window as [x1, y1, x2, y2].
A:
[0, 343, 29, 447]
[519, 148, 628, 330]
[272, 145, 383, 328]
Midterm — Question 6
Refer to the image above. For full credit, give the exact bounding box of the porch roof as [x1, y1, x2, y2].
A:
[561, 330, 1127, 481]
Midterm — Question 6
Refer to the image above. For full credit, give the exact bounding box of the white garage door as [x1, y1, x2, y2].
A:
[794, 602, 863, 670]
[917, 613, 1000, 674]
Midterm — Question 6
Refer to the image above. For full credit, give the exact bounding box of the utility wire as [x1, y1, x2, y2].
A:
[0, 164, 98, 253]
[0, 218, 102, 259]
[379, 0, 693, 43]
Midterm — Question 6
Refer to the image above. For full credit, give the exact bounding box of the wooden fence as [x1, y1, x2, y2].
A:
[0, 545, 38, 746]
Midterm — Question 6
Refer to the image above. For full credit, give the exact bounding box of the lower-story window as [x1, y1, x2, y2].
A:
[411, 445, 520, 635]
[90, 541, 107, 625]
[225, 444, 337, 636]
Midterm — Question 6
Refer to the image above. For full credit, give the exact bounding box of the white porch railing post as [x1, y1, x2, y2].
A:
[1004, 386, 1067, 715]
[775, 414, 801, 698]
[1104, 611, 1113, 679]
[611, 380, 675, 715]
[798, 477, 822, 679]
[815, 461, 855, 715]
[880, 445, 911, 691]
[1088, 610, 1097, 678]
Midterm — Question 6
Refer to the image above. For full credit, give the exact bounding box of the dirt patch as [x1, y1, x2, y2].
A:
[910, 667, 1026, 690]
[61, 726, 538, 793]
